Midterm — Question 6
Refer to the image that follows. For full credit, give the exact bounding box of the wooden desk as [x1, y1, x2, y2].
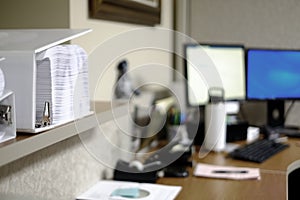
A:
[157, 138, 300, 200]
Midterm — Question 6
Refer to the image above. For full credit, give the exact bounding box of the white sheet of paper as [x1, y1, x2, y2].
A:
[76, 180, 181, 200]
[193, 163, 261, 180]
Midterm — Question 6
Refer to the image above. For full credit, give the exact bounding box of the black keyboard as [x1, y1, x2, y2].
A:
[229, 139, 289, 163]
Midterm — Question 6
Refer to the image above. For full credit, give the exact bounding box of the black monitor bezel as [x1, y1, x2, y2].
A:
[183, 42, 246, 108]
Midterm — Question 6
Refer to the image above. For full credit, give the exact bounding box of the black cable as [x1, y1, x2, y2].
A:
[238, 100, 247, 121]
[284, 100, 296, 123]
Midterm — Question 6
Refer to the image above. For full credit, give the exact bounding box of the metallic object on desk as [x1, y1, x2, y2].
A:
[36, 101, 51, 128]
[41, 101, 51, 127]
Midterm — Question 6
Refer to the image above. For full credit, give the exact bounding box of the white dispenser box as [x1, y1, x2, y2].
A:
[0, 57, 16, 142]
[0, 29, 91, 133]
[0, 90, 16, 143]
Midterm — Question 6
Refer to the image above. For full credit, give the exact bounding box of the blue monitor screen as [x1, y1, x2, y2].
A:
[247, 49, 300, 100]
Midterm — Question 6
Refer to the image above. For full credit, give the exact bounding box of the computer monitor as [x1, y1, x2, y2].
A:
[184, 43, 246, 107]
[246, 48, 300, 127]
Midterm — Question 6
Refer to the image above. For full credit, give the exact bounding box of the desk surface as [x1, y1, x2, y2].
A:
[157, 138, 300, 200]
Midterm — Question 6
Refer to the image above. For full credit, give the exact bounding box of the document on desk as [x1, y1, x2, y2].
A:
[76, 180, 182, 200]
[194, 163, 261, 180]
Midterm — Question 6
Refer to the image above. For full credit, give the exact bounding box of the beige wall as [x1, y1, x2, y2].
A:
[0, 0, 70, 28]
[187, 0, 300, 127]
[190, 0, 300, 48]
[70, 0, 174, 100]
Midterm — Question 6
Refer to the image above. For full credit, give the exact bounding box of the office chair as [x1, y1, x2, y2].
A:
[287, 160, 300, 200]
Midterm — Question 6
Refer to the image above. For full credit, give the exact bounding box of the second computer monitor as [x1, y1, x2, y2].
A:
[247, 48, 300, 100]
[246, 48, 300, 126]
[184, 43, 246, 106]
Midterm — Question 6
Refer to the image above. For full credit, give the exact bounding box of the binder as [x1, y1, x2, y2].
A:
[0, 29, 92, 133]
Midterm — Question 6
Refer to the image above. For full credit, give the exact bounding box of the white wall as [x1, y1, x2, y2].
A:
[70, 0, 174, 100]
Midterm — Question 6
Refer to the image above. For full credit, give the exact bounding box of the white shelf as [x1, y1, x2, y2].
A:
[0, 29, 91, 53]
[0, 28, 92, 131]
[0, 101, 128, 167]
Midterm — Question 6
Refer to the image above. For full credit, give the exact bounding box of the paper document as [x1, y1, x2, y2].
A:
[76, 180, 181, 200]
[194, 163, 260, 180]
[36, 44, 90, 126]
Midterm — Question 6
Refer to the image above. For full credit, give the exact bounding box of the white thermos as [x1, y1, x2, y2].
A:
[204, 87, 226, 152]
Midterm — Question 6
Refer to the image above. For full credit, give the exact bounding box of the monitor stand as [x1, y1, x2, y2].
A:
[267, 100, 300, 137]
[267, 100, 285, 128]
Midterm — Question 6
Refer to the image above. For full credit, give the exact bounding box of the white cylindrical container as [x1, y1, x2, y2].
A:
[204, 102, 226, 152]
